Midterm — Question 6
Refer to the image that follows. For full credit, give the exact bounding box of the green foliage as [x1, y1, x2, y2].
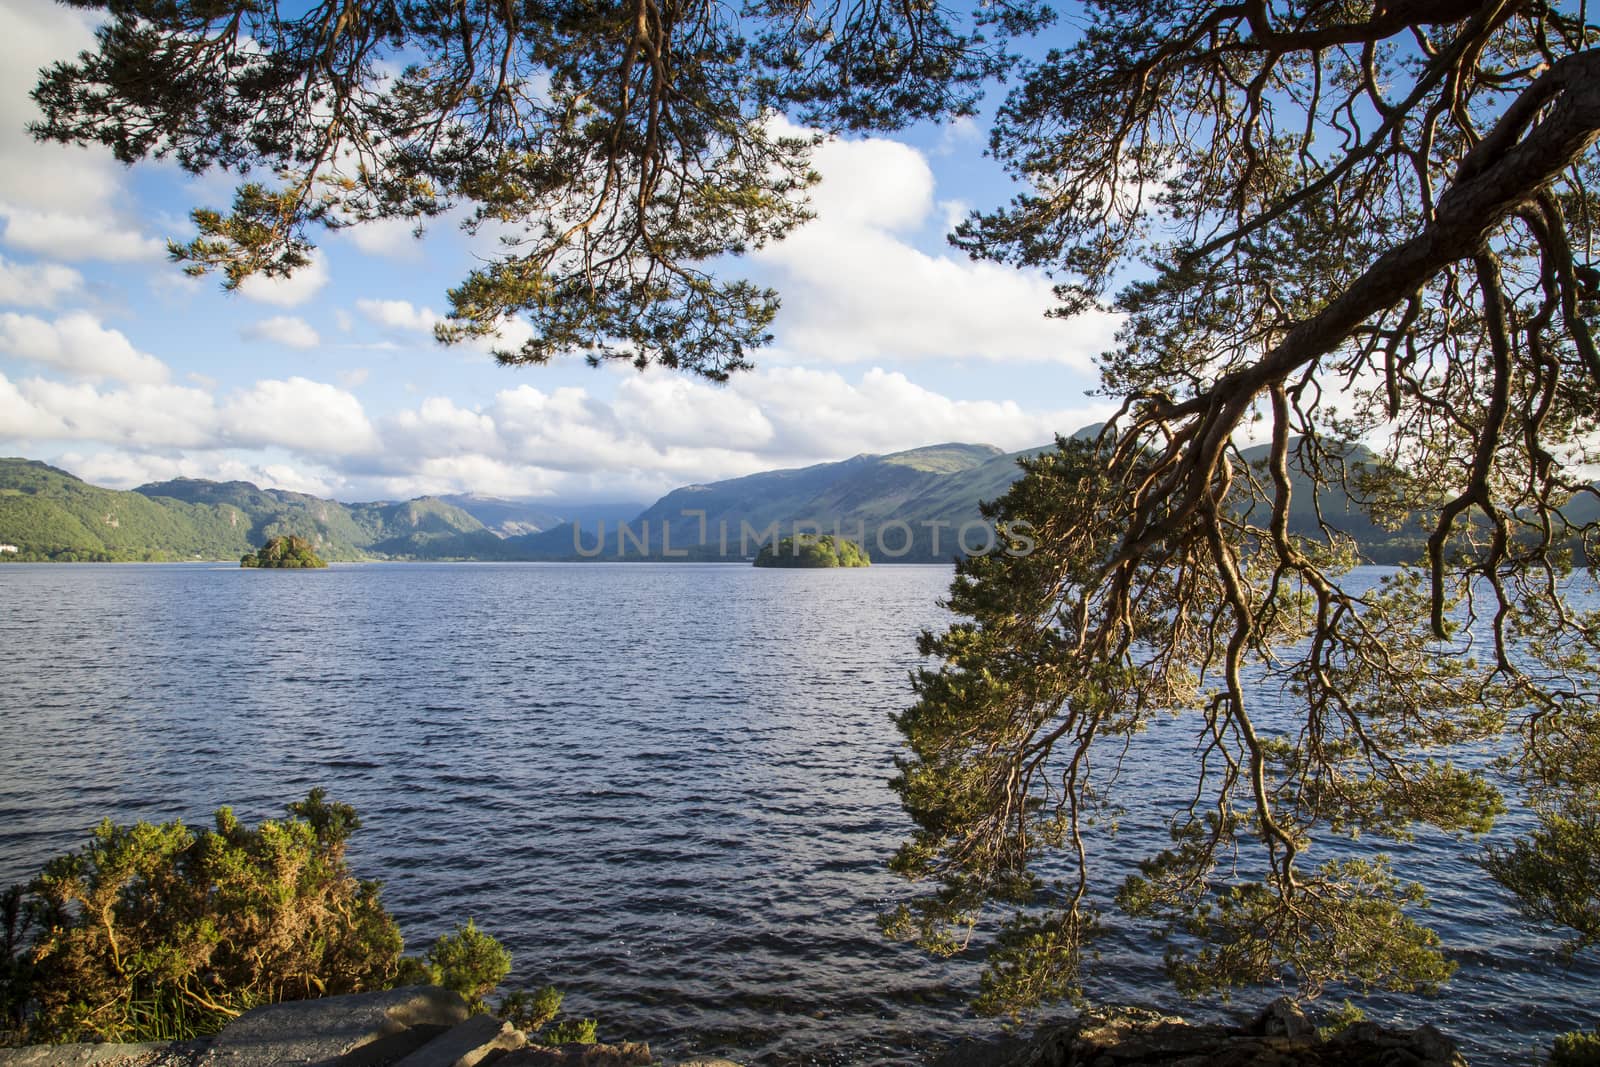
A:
[541, 1017, 598, 1045]
[1, 790, 403, 1044]
[1317, 999, 1367, 1040]
[425, 920, 511, 1014]
[1553, 1030, 1600, 1067]
[27, 0, 1046, 374]
[497, 985, 597, 1046]
[1485, 808, 1600, 961]
[0, 793, 594, 1049]
[890, 440, 1510, 1009]
[499, 985, 565, 1033]
[752, 533, 870, 568]
[878, 0, 1600, 1017]
[241, 535, 328, 569]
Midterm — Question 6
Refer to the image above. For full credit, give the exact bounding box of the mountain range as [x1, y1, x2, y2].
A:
[0, 436, 1432, 564]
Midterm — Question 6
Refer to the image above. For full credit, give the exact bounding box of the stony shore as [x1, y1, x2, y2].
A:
[0, 989, 1469, 1067]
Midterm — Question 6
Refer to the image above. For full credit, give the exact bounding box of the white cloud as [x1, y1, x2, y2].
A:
[0, 0, 121, 214]
[221, 377, 380, 455]
[755, 123, 1119, 367]
[56, 448, 343, 497]
[0, 255, 83, 307]
[348, 366, 1106, 500]
[0, 311, 169, 383]
[611, 373, 774, 451]
[934, 116, 983, 156]
[243, 315, 321, 350]
[803, 134, 934, 232]
[354, 297, 534, 358]
[0, 206, 166, 263]
[340, 217, 425, 260]
[0, 373, 217, 447]
[729, 366, 1107, 457]
[237, 254, 330, 307]
[0, 372, 69, 438]
[384, 396, 500, 457]
[357, 298, 439, 333]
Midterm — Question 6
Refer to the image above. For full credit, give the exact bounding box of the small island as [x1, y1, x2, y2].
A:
[241, 534, 328, 568]
[753, 533, 870, 568]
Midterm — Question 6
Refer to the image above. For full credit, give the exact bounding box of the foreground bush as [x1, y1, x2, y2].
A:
[0, 792, 593, 1046]
[1554, 1030, 1600, 1067]
[1, 791, 399, 1043]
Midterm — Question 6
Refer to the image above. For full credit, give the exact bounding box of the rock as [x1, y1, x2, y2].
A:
[669, 1061, 747, 1066]
[495, 1041, 653, 1066]
[197, 985, 468, 1066]
[391, 1014, 525, 1067]
[949, 1004, 1467, 1067]
[0, 1044, 180, 1067]
[1324, 1021, 1467, 1066]
[1250, 998, 1315, 1040]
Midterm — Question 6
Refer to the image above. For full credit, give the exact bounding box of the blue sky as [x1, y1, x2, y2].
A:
[0, 0, 1117, 504]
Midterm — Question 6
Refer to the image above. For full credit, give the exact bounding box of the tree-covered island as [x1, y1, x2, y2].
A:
[753, 534, 871, 568]
[241, 535, 327, 569]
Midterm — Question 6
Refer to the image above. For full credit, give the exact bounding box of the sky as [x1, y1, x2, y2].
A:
[0, 0, 1118, 506]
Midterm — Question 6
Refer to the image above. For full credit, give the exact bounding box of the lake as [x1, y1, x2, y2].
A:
[0, 562, 1594, 1062]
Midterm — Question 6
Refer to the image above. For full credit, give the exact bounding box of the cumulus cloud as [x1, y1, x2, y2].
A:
[754, 122, 1119, 367]
[221, 377, 380, 455]
[610, 373, 774, 451]
[354, 296, 534, 357]
[4, 359, 1105, 503]
[243, 315, 321, 350]
[0, 255, 83, 307]
[237, 254, 330, 307]
[0, 311, 169, 383]
[339, 217, 426, 260]
[357, 298, 439, 333]
[729, 366, 1105, 457]
[0, 373, 215, 446]
[349, 366, 1107, 499]
[0, 207, 167, 263]
[57, 448, 343, 497]
[0, 0, 121, 214]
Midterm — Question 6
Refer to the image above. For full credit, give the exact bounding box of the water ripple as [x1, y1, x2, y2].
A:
[0, 562, 1594, 1063]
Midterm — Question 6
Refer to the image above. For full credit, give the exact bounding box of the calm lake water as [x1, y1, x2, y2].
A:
[0, 562, 1594, 1062]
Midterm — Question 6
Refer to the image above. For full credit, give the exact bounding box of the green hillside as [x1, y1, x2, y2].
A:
[0, 461, 256, 561]
[506, 432, 1433, 564]
[0, 460, 496, 562]
[512, 442, 1045, 562]
[0, 438, 1435, 565]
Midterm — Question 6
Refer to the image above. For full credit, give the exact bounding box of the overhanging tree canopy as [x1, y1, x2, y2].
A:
[27, 0, 1600, 1014]
[30, 0, 1043, 377]
[890, 0, 1600, 1013]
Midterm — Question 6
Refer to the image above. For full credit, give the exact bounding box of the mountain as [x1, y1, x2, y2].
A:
[0, 460, 507, 562]
[0, 436, 1440, 565]
[0, 461, 256, 562]
[441, 494, 649, 538]
[508, 442, 1049, 562]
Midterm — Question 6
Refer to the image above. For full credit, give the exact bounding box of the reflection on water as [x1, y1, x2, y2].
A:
[0, 562, 1593, 1063]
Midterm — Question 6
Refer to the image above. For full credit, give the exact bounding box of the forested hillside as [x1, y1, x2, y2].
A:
[0, 460, 502, 562]
[1, 439, 1436, 564]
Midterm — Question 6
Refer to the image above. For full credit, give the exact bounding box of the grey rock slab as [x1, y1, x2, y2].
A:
[390, 1015, 524, 1067]
[198, 986, 468, 1067]
[0, 1043, 177, 1067]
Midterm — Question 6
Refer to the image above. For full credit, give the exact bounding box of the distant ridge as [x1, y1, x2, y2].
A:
[0, 434, 1437, 563]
